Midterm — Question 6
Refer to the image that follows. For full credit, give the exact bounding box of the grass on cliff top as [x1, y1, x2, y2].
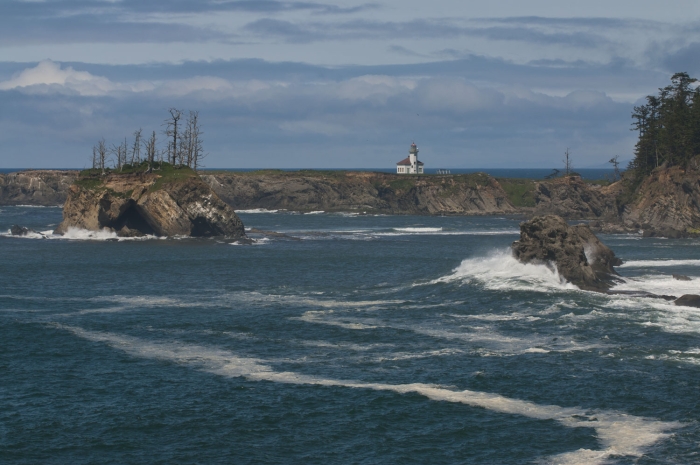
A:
[76, 162, 197, 193]
[496, 178, 537, 208]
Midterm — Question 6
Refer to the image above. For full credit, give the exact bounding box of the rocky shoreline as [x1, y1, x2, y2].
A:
[3, 164, 700, 237]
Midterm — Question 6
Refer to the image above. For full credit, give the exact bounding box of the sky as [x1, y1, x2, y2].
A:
[1, 0, 699, 169]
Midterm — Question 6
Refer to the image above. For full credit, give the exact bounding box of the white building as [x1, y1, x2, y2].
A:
[396, 143, 424, 174]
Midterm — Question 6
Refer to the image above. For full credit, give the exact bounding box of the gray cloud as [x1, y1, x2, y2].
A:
[0, 60, 636, 169]
[242, 17, 608, 47]
[660, 42, 700, 76]
[0, 0, 376, 45]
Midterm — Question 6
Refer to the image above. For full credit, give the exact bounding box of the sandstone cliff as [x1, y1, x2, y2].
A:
[0, 170, 77, 206]
[201, 171, 516, 215]
[54, 168, 245, 238]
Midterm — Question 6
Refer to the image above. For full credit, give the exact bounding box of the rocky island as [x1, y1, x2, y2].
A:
[512, 215, 622, 292]
[53, 164, 245, 238]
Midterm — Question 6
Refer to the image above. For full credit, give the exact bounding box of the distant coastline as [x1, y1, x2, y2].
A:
[0, 167, 618, 180]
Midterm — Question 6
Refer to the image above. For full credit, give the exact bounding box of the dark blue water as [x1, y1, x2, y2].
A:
[1, 207, 699, 464]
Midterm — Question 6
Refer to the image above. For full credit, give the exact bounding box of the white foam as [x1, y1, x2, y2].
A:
[299, 340, 393, 352]
[294, 311, 380, 330]
[376, 230, 519, 237]
[235, 208, 279, 213]
[56, 325, 680, 465]
[1, 227, 161, 242]
[431, 249, 578, 293]
[304, 211, 325, 215]
[619, 259, 700, 268]
[393, 227, 443, 232]
[610, 274, 698, 297]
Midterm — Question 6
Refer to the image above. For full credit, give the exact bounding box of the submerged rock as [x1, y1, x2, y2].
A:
[512, 215, 622, 292]
[673, 274, 692, 281]
[675, 294, 700, 308]
[10, 225, 30, 236]
[54, 169, 245, 238]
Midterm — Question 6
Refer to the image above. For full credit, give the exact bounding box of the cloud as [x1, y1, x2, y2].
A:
[0, 60, 125, 96]
[660, 42, 700, 75]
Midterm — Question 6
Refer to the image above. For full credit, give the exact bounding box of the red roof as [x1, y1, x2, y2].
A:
[396, 157, 423, 166]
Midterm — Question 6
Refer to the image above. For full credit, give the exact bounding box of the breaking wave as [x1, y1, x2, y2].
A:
[431, 249, 577, 292]
[1, 227, 162, 241]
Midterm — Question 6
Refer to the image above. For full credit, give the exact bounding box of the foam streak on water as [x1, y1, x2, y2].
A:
[57, 325, 679, 465]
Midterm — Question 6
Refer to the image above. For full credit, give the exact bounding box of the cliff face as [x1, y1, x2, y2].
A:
[55, 170, 245, 238]
[532, 176, 621, 220]
[201, 171, 516, 215]
[622, 164, 700, 237]
[0, 170, 78, 206]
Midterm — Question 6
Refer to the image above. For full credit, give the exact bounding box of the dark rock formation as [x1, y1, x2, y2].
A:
[54, 171, 245, 238]
[11, 225, 29, 236]
[9, 225, 45, 238]
[672, 274, 692, 281]
[512, 215, 622, 292]
[0, 170, 77, 206]
[201, 171, 516, 215]
[675, 294, 700, 308]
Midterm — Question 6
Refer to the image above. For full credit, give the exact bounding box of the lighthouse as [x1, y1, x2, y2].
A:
[396, 142, 424, 174]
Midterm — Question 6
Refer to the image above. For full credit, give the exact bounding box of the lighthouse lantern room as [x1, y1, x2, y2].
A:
[396, 143, 424, 174]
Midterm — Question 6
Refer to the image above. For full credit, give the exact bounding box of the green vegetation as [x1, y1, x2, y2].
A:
[75, 162, 196, 195]
[388, 178, 416, 191]
[497, 178, 536, 207]
[148, 163, 197, 192]
[629, 72, 700, 183]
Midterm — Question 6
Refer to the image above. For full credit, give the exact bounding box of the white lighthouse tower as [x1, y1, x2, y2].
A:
[396, 142, 424, 174]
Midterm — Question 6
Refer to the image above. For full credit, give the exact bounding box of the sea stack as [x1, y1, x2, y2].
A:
[512, 215, 622, 292]
[54, 166, 245, 238]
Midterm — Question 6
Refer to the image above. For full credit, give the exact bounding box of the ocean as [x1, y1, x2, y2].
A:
[1, 206, 699, 464]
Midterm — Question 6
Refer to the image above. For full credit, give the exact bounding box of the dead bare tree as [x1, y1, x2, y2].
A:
[188, 111, 206, 171]
[144, 130, 157, 173]
[97, 138, 107, 175]
[92, 145, 98, 169]
[111, 138, 128, 171]
[164, 108, 182, 166]
[132, 128, 142, 165]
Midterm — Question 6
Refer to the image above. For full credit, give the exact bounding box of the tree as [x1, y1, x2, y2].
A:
[609, 155, 621, 181]
[629, 72, 700, 184]
[96, 138, 107, 175]
[131, 128, 142, 165]
[111, 138, 128, 171]
[164, 108, 182, 166]
[186, 110, 206, 171]
[144, 130, 157, 173]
